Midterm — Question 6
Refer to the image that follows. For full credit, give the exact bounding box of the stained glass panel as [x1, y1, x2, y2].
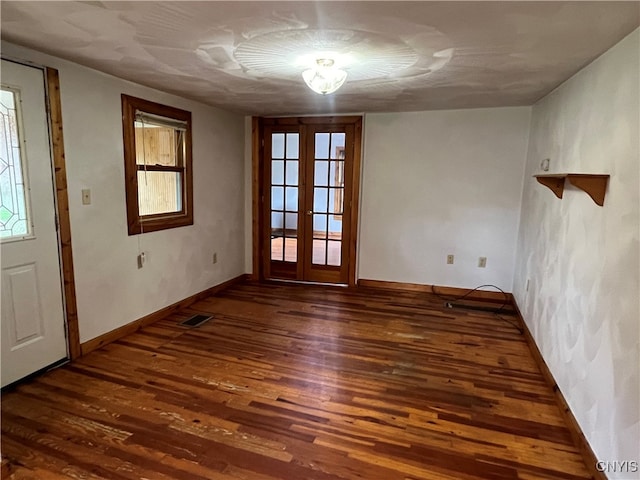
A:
[0, 88, 30, 239]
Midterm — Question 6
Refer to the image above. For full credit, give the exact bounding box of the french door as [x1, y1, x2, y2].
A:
[260, 116, 361, 285]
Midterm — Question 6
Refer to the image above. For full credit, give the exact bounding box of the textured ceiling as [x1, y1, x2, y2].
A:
[1, 1, 638, 116]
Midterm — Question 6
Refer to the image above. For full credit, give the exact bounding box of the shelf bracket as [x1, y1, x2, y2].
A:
[535, 175, 565, 199]
[534, 174, 609, 206]
[567, 175, 608, 206]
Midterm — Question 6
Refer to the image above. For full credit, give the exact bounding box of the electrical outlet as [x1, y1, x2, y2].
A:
[213, 252, 217, 264]
[447, 254, 454, 265]
[478, 257, 487, 268]
[137, 252, 146, 269]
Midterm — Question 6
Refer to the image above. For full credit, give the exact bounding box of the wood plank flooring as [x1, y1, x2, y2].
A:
[1, 281, 592, 479]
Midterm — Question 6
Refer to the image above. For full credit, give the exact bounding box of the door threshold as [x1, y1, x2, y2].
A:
[265, 278, 348, 288]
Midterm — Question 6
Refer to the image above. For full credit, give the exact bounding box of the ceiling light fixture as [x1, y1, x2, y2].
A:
[302, 58, 348, 95]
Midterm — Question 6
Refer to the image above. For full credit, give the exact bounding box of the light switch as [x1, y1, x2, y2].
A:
[81, 189, 91, 205]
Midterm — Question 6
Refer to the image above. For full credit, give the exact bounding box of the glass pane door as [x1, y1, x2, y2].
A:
[311, 132, 345, 267]
[269, 131, 300, 275]
[261, 116, 360, 285]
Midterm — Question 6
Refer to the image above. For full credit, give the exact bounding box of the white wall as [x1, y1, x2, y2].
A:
[2, 42, 246, 343]
[359, 107, 531, 291]
[513, 29, 639, 477]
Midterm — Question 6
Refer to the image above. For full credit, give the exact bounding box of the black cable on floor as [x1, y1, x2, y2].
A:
[430, 284, 523, 334]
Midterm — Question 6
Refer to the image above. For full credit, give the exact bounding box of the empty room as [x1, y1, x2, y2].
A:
[0, 2, 638, 479]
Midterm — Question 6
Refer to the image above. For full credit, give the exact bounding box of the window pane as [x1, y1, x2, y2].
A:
[285, 160, 298, 186]
[314, 161, 329, 186]
[272, 133, 285, 159]
[284, 237, 297, 262]
[284, 212, 298, 234]
[312, 239, 327, 265]
[271, 186, 284, 210]
[0, 88, 31, 239]
[135, 124, 182, 167]
[286, 133, 299, 159]
[137, 171, 182, 216]
[330, 188, 343, 214]
[330, 161, 344, 187]
[315, 133, 330, 159]
[271, 236, 284, 261]
[330, 133, 346, 159]
[272, 160, 284, 185]
[271, 212, 284, 236]
[314, 187, 329, 213]
[313, 214, 328, 235]
[285, 186, 298, 211]
[327, 240, 341, 266]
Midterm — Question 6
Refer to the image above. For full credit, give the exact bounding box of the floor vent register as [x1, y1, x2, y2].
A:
[180, 314, 213, 327]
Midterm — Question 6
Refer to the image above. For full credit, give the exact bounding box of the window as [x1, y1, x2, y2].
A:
[0, 87, 32, 240]
[121, 94, 193, 235]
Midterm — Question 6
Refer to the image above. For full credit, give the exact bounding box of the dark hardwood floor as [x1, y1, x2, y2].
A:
[1, 281, 592, 479]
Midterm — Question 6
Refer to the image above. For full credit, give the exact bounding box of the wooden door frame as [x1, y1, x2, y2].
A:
[251, 116, 362, 287]
[45, 67, 81, 360]
[2, 58, 81, 360]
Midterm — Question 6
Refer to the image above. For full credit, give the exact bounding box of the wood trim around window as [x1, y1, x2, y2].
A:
[121, 94, 193, 235]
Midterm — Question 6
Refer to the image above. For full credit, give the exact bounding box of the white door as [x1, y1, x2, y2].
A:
[1, 59, 68, 387]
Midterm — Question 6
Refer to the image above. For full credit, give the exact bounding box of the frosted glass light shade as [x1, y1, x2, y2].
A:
[302, 59, 348, 95]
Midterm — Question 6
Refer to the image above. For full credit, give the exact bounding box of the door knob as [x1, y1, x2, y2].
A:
[306, 210, 313, 216]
